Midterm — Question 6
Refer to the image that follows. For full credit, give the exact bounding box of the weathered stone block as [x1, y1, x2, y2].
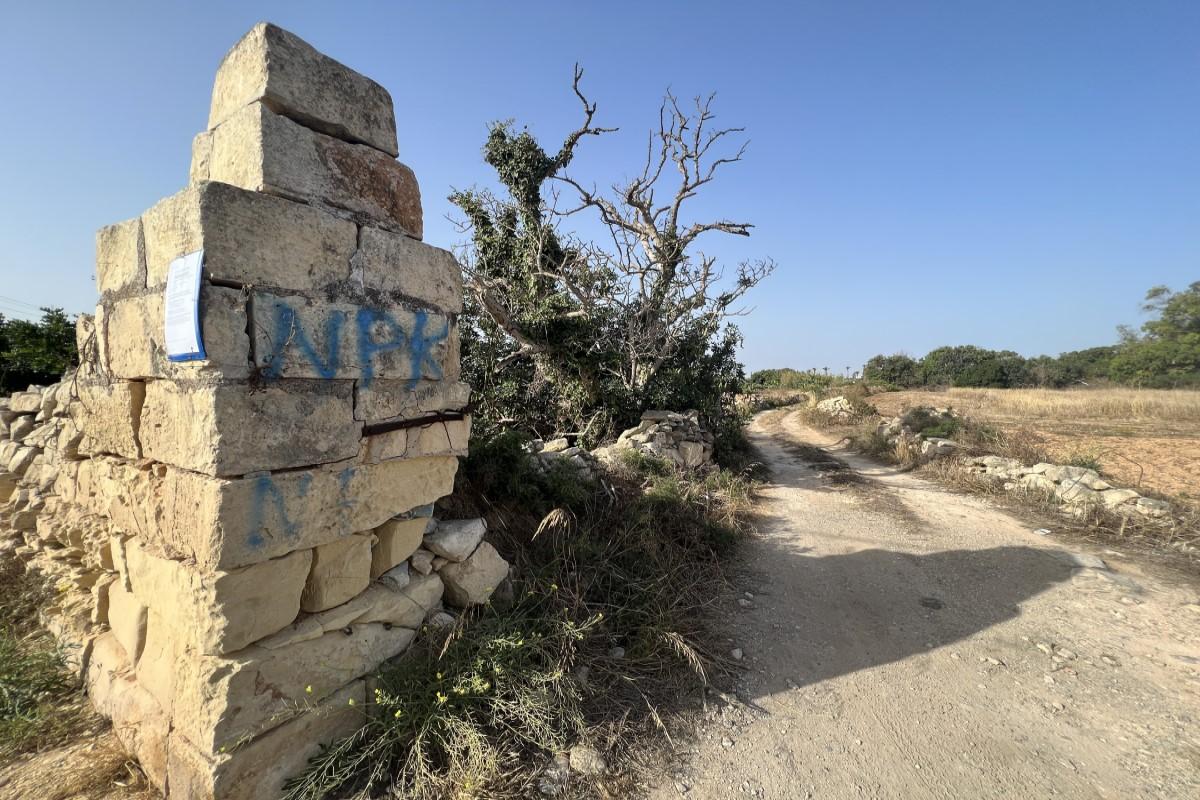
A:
[354, 379, 471, 424]
[107, 583, 148, 664]
[73, 381, 145, 459]
[370, 517, 429, 578]
[168, 681, 365, 800]
[363, 416, 471, 463]
[127, 541, 311, 654]
[352, 226, 462, 311]
[95, 216, 145, 295]
[174, 625, 408, 753]
[135, 610, 179, 714]
[102, 287, 250, 380]
[199, 102, 421, 237]
[139, 380, 360, 476]
[209, 23, 398, 156]
[424, 518, 486, 563]
[86, 454, 459, 571]
[252, 292, 456, 384]
[142, 180, 357, 290]
[9, 391, 42, 414]
[109, 675, 171, 791]
[440, 541, 509, 607]
[301, 533, 373, 612]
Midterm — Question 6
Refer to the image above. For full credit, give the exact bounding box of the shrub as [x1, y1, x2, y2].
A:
[288, 439, 756, 799]
[0, 554, 88, 761]
[900, 407, 961, 440]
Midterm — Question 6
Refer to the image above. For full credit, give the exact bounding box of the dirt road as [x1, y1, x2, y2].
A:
[651, 408, 1200, 799]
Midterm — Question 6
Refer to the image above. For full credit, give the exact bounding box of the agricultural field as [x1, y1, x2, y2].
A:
[866, 387, 1200, 504]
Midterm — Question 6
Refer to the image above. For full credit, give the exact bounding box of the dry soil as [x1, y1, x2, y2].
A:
[649, 407, 1200, 799]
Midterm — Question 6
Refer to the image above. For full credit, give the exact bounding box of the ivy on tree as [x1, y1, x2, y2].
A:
[451, 67, 774, 444]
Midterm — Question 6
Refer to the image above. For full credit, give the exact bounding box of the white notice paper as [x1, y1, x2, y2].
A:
[164, 250, 207, 362]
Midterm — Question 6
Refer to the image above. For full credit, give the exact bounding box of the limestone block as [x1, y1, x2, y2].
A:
[139, 380, 360, 476]
[200, 102, 422, 237]
[135, 610, 181, 715]
[252, 292, 456, 383]
[90, 574, 116, 625]
[351, 581, 434, 629]
[106, 583, 147, 664]
[102, 286, 250, 380]
[354, 379, 471, 424]
[190, 130, 213, 184]
[106, 455, 459, 572]
[8, 446, 37, 476]
[410, 548, 434, 575]
[1099, 488, 1140, 508]
[424, 518, 486, 563]
[174, 625, 409, 753]
[73, 381, 145, 459]
[1057, 482, 1101, 506]
[399, 571, 445, 616]
[440, 541, 509, 607]
[8, 416, 34, 443]
[10, 391, 43, 414]
[352, 226, 463, 312]
[371, 517, 429, 578]
[109, 676, 171, 791]
[168, 681, 365, 800]
[1135, 497, 1171, 518]
[142, 180, 358, 290]
[364, 416, 471, 463]
[95, 216, 146, 295]
[127, 542, 312, 654]
[1018, 473, 1056, 493]
[301, 533, 374, 612]
[86, 632, 132, 716]
[209, 23, 398, 156]
[378, 562, 410, 591]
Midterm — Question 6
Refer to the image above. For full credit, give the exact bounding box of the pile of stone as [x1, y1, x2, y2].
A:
[594, 410, 714, 470]
[0, 24, 506, 800]
[0, 380, 79, 527]
[815, 395, 868, 421]
[876, 412, 960, 463]
[964, 456, 1172, 518]
[526, 437, 600, 480]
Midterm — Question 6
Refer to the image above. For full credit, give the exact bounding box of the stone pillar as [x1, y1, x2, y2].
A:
[0, 23, 509, 799]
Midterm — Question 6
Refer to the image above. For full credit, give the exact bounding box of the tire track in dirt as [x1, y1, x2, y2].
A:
[648, 407, 1200, 800]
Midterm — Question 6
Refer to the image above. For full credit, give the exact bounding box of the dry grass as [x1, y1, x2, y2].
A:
[867, 388, 1200, 503]
[942, 387, 1200, 423]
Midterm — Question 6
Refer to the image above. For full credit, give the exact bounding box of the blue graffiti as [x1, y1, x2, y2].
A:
[263, 302, 345, 380]
[247, 473, 301, 549]
[264, 301, 449, 390]
[407, 311, 448, 388]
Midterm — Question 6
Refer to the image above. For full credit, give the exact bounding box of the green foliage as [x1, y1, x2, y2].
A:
[288, 435, 756, 799]
[1107, 282, 1200, 388]
[0, 309, 78, 393]
[0, 555, 84, 761]
[900, 407, 961, 439]
[863, 354, 921, 387]
[745, 368, 849, 393]
[452, 77, 769, 453]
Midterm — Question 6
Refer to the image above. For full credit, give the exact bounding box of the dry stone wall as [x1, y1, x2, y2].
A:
[0, 23, 509, 800]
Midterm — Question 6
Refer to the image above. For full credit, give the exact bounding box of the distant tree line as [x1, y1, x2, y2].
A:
[859, 283, 1200, 389]
[0, 309, 78, 393]
[750, 282, 1200, 391]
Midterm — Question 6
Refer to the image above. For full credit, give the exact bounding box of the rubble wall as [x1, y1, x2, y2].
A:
[0, 23, 509, 799]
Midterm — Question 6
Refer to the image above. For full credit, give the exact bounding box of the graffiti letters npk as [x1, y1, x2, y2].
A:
[255, 294, 451, 387]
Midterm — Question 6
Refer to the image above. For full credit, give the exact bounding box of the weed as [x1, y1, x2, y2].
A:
[0, 553, 89, 762]
[287, 439, 757, 799]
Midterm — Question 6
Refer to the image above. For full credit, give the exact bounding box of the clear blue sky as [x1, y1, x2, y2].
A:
[1, 1, 1196, 373]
